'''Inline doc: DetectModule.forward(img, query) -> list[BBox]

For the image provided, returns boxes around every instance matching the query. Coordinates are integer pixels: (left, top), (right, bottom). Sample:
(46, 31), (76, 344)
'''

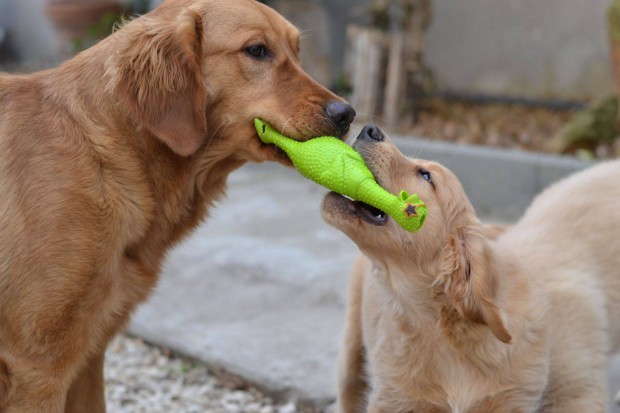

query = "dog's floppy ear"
(108, 10), (207, 157)
(435, 223), (512, 344)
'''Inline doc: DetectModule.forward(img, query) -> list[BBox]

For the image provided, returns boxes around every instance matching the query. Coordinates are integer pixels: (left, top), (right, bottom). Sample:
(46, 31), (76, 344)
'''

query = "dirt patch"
(392, 98), (620, 159)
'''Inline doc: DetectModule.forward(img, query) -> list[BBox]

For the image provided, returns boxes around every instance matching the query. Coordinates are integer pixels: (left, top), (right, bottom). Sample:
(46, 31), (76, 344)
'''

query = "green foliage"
(70, 0), (152, 55)
(334, 73), (353, 97)
(71, 11), (125, 54)
(609, 0), (620, 43)
(551, 96), (619, 153)
(369, 1), (391, 32)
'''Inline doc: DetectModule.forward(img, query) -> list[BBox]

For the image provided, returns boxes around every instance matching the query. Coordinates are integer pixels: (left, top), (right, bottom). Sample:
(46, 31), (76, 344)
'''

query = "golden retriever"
(0, 0), (355, 411)
(323, 126), (620, 413)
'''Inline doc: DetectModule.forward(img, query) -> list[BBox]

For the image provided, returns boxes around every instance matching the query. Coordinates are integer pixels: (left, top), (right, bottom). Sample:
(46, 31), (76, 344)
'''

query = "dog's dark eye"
(419, 169), (432, 184)
(245, 44), (269, 60)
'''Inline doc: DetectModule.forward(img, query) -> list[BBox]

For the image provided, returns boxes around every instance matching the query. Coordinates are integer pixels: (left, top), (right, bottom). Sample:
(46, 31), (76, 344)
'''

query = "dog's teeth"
(343, 195), (354, 201)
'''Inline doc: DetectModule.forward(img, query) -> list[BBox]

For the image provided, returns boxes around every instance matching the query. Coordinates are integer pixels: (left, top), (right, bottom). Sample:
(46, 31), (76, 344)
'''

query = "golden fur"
(323, 128), (620, 412)
(0, 1), (352, 411)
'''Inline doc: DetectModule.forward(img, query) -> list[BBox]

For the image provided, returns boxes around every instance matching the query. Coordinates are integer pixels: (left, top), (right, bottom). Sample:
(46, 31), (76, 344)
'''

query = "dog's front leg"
(540, 386), (606, 413)
(65, 350), (106, 413)
(539, 361), (606, 413)
(367, 404), (390, 413)
(4, 365), (70, 413)
(336, 343), (368, 413)
(365, 388), (398, 413)
(337, 257), (370, 413)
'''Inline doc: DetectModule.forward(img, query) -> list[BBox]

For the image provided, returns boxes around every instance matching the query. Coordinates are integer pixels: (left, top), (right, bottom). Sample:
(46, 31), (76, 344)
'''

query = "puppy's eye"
(245, 44), (269, 60)
(419, 169), (432, 184)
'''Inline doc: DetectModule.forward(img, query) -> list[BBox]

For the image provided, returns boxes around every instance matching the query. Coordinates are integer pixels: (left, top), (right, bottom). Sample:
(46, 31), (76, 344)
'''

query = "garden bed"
(392, 97), (620, 160)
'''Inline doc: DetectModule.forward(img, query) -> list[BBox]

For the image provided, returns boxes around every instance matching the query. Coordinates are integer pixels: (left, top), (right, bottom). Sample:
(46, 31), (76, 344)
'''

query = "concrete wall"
(271, 0), (614, 100)
(392, 135), (593, 221)
(268, 0), (366, 88)
(2, 0), (614, 99)
(425, 0), (614, 100)
(0, 0), (141, 66)
(0, 0), (59, 65)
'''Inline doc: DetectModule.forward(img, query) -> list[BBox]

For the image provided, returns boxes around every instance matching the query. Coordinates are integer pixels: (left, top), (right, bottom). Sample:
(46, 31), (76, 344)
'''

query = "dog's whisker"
(220, 119), (232, 137)
(440, 147), (461, 168)
(280, 117), (295, 136)
(353, 112), (379, 120)
(310, 113), (331, 126)
(308, 125), (323, 137)
(413, 137), (432, 159)
(413, 124), (441, 159)
(211, 120), (227, 137)
(204, 120), (229, 151)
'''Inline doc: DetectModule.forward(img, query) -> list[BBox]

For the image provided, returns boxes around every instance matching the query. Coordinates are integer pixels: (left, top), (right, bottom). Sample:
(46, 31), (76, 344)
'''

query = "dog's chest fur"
(363, 298), (548, 413)
(367, 327), (498, 412)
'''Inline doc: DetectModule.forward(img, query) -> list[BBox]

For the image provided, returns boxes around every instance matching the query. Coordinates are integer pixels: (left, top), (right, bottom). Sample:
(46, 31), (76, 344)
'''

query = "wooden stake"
(384, 32), (404, 128)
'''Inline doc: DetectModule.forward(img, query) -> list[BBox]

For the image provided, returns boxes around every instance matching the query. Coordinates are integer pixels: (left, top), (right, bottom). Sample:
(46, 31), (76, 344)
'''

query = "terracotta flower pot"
(44, 0), (123, 42)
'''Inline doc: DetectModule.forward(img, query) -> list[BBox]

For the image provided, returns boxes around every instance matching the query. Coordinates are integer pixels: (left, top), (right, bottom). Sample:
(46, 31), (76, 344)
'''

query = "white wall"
(425, 0), (614, 100)
(1, 0), (614, 99)
(0, 0), (60, 65)
(274, 0), (614, 100)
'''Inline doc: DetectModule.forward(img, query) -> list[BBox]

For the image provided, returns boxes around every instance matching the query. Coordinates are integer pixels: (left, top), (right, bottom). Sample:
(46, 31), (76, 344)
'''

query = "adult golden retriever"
(0, 0), (355, 411)
(323, 126), (620, 413)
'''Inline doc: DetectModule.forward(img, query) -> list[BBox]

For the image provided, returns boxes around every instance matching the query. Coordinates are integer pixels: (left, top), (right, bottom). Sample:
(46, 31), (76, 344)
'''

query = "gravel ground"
(105, 334), (301, 413)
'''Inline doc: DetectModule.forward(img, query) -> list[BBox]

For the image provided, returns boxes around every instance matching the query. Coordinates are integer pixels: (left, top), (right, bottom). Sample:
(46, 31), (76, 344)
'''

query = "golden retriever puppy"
(0, 1), (355, 411)
(323, 126), (620, 413)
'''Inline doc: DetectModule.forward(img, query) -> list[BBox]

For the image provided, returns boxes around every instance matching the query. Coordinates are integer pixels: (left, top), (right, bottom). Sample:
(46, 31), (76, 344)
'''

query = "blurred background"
(2, 1), (620, 412)
(1, 0), (619, 160)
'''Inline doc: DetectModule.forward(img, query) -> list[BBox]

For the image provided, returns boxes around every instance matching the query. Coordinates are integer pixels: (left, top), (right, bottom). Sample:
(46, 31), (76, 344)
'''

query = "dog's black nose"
(325, 101), (356, 135)
(360, 124), (384, 142)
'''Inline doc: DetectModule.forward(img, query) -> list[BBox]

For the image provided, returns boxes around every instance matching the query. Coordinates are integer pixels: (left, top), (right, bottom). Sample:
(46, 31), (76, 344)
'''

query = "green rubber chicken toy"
(255, 119), (428, 232)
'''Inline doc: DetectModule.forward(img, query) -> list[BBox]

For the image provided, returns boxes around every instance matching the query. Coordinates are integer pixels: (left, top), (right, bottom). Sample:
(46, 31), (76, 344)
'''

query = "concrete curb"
(390, 135), (594, 221)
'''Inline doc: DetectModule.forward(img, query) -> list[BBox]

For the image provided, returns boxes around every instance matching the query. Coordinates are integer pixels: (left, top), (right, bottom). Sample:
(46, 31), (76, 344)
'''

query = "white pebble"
(105, 335), (298, 413)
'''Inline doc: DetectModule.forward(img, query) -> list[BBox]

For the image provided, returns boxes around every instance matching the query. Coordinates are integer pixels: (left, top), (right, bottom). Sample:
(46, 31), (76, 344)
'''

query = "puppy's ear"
(436, 223), (512, 344)
(108, 10), (207, 156)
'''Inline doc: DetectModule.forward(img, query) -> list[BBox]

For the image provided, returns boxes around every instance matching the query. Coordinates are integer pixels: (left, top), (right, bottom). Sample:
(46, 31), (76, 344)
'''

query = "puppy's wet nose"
(360, 124), (384, 142)
(325, 100), (356, 136)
